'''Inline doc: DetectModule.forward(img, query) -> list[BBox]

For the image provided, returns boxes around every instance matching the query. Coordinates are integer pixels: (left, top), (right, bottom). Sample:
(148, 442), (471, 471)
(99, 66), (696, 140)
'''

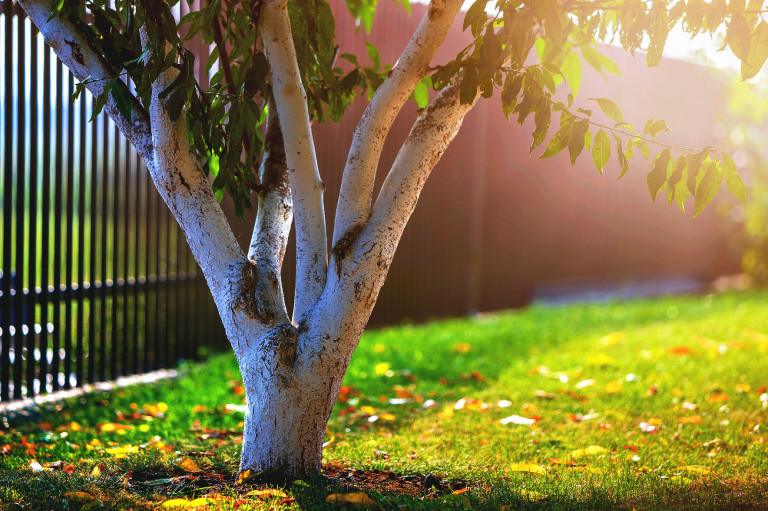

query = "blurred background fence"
(0, 0), (741, 402)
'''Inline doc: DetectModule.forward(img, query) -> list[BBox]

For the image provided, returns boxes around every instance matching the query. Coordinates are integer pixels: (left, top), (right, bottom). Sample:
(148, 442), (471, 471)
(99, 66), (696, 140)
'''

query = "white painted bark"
(24, 0), (481, 480)
(249, 101), (293, 325)
(332, 0), (463, 248)
(261, 0), (328, 322)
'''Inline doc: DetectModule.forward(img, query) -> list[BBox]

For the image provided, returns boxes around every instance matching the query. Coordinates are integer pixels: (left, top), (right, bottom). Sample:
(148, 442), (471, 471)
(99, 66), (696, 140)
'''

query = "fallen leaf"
(639, 422), (660, 434)
(162, 499), (196, 509)
(520, 489), (548, 501)
(548, 458), (583, 466)
(571, 445), (608, 459)
(360, 405), (378, 416)
(191, 405), (207, 413)
(623, 445), (638, 453)
(508, 463), (546, 475)
(535, 390), (555, 400)
(29, 460), (45, 472)
(682, 401), (699, 411)
(63, 492), (95, 502)
(668, 346), (694, 356)
(452, 488), (470, 495)
(37, 422), (53, 431)
(736, 384), (751, 393)
(326, 492), (376, 506)
(454, 343), (472, 353)
(105, 445), (140, 459)
(575, 379), (596, 389)
(97, 423), (131, 433)
(374, 362), (391, 376)
(707, 393), (729, 403)
(605, 381), (622, 394)
(500, 415), (536, 425)
(90, 465), (102, 478)
(600, 332), (625, 346)
(682, 465), (712, 475)
(677, 415), (703, 425)
(178, 457), (201, 472)
(246, 488), (289, 499)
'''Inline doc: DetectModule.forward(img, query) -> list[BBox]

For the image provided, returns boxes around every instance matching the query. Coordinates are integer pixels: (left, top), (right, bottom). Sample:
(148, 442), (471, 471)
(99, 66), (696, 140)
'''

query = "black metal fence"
(0, 3), (226, 403)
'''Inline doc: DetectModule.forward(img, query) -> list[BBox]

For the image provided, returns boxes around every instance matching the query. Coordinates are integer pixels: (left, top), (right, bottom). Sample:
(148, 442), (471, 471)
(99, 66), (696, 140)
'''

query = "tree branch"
(248, 98), (293, 325)
(260, 0), (327, 322)
(332, 0), (463, 250)
(365, 81), (476, 254)
(19, 0), (154, 165)
(138, 31), (270, 354)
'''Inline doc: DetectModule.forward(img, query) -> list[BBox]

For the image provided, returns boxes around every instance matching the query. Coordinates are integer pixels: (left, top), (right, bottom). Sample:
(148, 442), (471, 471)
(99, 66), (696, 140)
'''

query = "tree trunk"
(234, 316), (362, 479)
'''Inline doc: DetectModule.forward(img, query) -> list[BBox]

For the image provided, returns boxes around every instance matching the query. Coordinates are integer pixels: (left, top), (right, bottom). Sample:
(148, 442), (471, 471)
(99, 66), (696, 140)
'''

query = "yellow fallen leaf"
(360, 405), (378, 416)
(605, 381), (622, 394)
(236, 469), (253, 485)
(520, 489), (548, 501)
(682, 465), (712, 475)
(191, 405), (207, 413)
(508, 463), (546, 475)
(188, 497), (218, 507)
(736, 384), (751, 393)
(90, 466), (102, 478)
(98, 423), (131, 433)
(378, 413), (396, 421)
(454, 343), (472, 353)
(571, 445), (608, 459)
(586, 353), (617, 367)
(162, 499), (194, 509)
(374, 362), (391, 376)
(600, 332), (625, 346)
(178, 457), (201, 472)
(246, 489), (289, 499)
(105, 445), (140, 459)
(63, 492), (95, 502)
(326, 492), (376, 506)
(373, 343), (386, 353)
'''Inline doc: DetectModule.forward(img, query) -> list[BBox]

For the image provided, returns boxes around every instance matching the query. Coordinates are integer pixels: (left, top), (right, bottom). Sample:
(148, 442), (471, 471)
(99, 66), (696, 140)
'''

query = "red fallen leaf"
(438, 378), (448, 385)
(569, 414), (582, 423)
(233, 385), (245, 396)
(644, 385), (659, 397)
(2, 444), (12, 455)
(337, 406), (356, 416)
(37, 422), (53, 432)
(452, 488), (470, 495)
(278, 498), (297, 505)
(754, 386), (767, 394)
(623, 445), (638, 453)
(668, 346), (695, 356)
(707, 394), (728, 403)
(470, 371), (486, 382)
(529, 415), (543, 422)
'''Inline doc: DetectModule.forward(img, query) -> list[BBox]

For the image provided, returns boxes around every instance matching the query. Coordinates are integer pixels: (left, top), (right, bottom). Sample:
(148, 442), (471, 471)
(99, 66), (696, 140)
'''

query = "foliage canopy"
(59, 0), (766, 215)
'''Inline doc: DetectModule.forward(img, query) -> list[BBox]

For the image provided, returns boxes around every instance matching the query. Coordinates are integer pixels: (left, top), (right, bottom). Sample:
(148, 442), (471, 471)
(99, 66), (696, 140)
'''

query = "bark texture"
(21, 0), (479, 480)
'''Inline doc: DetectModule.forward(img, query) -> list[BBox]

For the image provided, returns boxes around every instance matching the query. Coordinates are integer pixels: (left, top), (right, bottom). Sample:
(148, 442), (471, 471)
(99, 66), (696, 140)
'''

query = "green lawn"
(2, 290), (768, 509)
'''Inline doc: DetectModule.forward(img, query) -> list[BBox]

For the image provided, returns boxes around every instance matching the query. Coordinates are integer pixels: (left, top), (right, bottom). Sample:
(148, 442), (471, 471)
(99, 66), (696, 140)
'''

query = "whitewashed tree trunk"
(20, 0), (472, 479)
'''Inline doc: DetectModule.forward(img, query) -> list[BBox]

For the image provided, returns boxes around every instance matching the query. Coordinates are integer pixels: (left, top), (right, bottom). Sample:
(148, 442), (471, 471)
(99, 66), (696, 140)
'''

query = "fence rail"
(0, 5), (226, 403)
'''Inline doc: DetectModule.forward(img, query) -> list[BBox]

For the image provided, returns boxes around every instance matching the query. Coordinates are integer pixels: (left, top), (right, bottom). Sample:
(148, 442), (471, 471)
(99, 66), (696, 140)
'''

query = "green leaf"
(463, 0), (488, 37)
(722, 153), (746, 204)
(649, 120), (670, 137)
(592, 129), (611, 174)
(647, 1), (669, 67)
(615, 135), (629, 178)
(413, 77), (429, 108)
(728, 14), (751, 62)
(47, 0), (65, 21)
(365, 41), (381, 70)
(647, 148), (672, 201)
(588, 97), (624, 125)
(109, 80), (132, 122)
(568, 120), (590, 164)
(581, 45), (621, 76)
(530, 97), (552, 152)
(561, 52), (582, 96)
(90, 82), (113, 122)
(667, 155), (687, 205)
(460, 66), (478, 105)
(742, 21), (768, 80)
(694, 161), (722, 216)
(540, 116), (575, 159)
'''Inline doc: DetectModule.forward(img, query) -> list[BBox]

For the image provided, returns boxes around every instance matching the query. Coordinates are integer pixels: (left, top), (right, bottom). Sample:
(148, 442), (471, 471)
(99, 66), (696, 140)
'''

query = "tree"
(17, 0), (759, 478)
